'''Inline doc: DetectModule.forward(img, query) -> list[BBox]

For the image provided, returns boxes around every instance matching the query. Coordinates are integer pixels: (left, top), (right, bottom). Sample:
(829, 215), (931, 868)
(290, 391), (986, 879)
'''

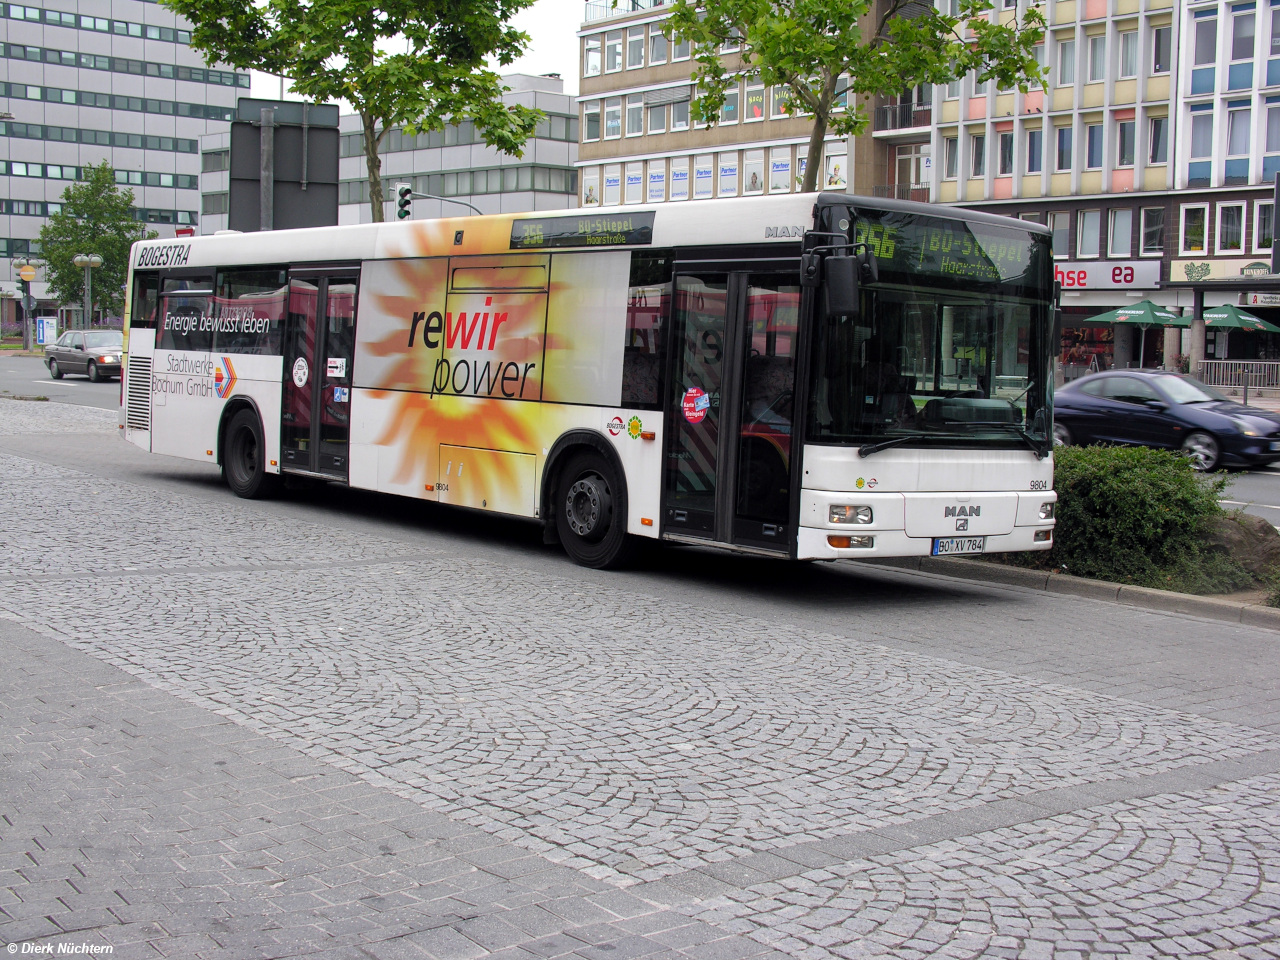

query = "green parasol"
(1090, 300), (1188, 368)
(1202, 303), (1280, 334)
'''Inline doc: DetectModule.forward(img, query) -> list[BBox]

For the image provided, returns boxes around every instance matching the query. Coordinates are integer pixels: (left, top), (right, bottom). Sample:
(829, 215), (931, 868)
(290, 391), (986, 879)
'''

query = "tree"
(665, 0), (1046, 193)
(37, 162), (156, 319)
(163, 0), (542, 222)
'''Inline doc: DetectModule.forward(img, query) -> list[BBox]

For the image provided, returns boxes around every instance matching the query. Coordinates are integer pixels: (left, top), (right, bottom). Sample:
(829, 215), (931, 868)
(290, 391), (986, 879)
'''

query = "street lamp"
(73, 254), (102, 330)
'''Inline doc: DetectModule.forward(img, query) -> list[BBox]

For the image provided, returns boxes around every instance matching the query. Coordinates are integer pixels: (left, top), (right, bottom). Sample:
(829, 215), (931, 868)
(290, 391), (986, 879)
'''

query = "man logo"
(956, 518), (969, 532)
(765, 226), (805, 238)
(944, 505), (981, 518)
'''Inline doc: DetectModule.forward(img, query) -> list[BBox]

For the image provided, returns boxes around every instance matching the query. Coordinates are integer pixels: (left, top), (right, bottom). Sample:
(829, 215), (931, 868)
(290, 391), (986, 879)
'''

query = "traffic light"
(396, 183), (413, 220)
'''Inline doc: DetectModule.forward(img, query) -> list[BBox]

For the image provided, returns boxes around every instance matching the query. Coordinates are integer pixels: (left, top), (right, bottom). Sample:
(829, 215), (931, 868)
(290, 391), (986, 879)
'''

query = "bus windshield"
(808, 209), (1053, 453)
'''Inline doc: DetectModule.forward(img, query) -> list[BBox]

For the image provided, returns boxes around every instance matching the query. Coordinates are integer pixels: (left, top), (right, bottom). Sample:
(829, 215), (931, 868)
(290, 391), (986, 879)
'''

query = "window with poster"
(824, 144), (846, 188)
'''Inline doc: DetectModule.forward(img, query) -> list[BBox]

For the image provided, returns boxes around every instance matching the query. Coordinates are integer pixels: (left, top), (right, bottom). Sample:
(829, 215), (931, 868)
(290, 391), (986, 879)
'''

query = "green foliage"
(1015, 445), (1252, 594)
(664, 0), (1044, 191)
(163, 0), (542, 220)
(36, 162), (156, 318)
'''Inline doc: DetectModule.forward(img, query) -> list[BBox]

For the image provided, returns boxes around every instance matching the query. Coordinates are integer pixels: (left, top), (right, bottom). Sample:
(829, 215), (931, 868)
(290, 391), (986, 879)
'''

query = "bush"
(1007, 445), (1253, 594)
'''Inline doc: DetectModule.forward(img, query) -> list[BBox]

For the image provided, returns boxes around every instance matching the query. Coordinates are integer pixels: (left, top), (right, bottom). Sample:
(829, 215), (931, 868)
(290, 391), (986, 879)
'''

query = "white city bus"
(120, 192), (1057, 568)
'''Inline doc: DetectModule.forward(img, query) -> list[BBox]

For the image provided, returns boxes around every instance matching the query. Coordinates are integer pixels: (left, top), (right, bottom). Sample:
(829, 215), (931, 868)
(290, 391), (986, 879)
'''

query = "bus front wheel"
(222, 409), (279, 499)
(555, 452), (636, 569)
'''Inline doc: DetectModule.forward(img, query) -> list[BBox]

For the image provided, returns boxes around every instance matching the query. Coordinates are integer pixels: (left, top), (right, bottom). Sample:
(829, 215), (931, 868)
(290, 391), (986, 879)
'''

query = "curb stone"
(862, 555), (1280, 631)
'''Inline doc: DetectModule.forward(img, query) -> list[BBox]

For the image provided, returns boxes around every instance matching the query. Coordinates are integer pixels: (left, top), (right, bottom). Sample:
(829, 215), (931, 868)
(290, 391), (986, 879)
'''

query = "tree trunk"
(800, 75), (840, 193)
(362, 111), (385, 223)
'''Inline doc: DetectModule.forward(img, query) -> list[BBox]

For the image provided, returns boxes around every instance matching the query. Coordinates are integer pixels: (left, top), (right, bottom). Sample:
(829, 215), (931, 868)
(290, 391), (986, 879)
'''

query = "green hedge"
(1018, 445), (1252, 593)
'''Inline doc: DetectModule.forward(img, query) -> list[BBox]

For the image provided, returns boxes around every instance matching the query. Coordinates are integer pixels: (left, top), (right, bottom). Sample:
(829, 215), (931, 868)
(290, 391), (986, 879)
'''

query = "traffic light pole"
(394, 183), (482, 219)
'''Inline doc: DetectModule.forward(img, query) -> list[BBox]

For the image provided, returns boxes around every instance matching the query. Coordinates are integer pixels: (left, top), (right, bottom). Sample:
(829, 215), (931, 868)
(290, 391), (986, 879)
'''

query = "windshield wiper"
(858, 435), (923, 458)
(962, 421), (1049, 459)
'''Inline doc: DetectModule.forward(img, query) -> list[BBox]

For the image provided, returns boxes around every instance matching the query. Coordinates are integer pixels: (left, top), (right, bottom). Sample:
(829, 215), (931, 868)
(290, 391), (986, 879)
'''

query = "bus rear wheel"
(222, 409), (279, 499)
(555, 452), (636, 569)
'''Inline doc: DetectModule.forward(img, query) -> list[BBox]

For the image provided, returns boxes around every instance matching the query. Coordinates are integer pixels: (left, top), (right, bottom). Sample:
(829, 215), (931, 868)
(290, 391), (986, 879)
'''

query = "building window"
(694, 154), (714, 198)
(971, 134), (986, 177)
(1232, 9), (1255, 60)
(1181, 204), (1208, 254)
(605, 31), (623, 72)
(1268, 103), (1280, 151)
(625, 161), (643, 203)
(1057, 39), (1075, 85)
(1087, 36), (1106, 82)
(743, 149), (764, 194)
(769, 147), (791, 193)
(945, 79), (961, 100)
(1194, 19), (1217, 66)
(998, 132), (1014, 175)
(671, 99), (690, 130)
(944, 136), (958, 179)
(1119, 31), (1138, 78)
(972, 73), (989, 97)
(771, 85), (791, 117)
(1086, 124), (1103, 169)
(717, 83), (738, 124)
(1078, 209), (1101, 257)
(626, 95), (644, 136)
(1273, 8), (1280, 55)
(648, 103), (666, 134)
(1027, 129), (1043, 173)
(1149, 116), (1168, 163)
(583, 100), (601, 141)
(744, 79), (765, 121)
(604, 98), (621, 139)
(1256, 202), (1275, 251)
(627, 26), (644, 69)
(1152, 26), (1171, 73)
(670, 157), (689, 201)
(1219, 203), (1244, 251)
(583, 36), (601, 78)
(603, 164), (621, 204)
(721, 27), (741, 53)
(582, 169), (600, 206)
(1190, 113), (1213, 159)
(1056, 126), (1073, 171)
(1117, 120), (1135, 167)
(1141, 207), (1165, 255)
(672, 34), (690, 60)
(1108, 208), (1132, 257)
(1029, 44), (1045, 90)
(649, 26), (668, 64)
(1228, 107), (1251, 156)
(1050, 212), (1070, 257)
(646, 160), (666, 203)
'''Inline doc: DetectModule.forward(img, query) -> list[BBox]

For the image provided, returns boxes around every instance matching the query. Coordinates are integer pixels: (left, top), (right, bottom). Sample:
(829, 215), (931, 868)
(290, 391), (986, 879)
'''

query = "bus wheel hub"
(566, 478), (604, 537)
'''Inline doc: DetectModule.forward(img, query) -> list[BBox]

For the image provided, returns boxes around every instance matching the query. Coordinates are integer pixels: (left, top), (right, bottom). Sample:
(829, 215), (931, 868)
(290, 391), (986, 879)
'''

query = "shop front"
(1055, 259), (1169, 378)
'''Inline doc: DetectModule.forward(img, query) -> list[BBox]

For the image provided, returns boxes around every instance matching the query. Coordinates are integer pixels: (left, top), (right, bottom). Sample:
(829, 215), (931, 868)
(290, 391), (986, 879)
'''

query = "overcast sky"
(249, 0), (584, 104)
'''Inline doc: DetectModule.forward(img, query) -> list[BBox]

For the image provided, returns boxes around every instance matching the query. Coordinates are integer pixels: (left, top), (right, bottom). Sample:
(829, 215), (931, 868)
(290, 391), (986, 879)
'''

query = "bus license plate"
(932, 536), (986, 556)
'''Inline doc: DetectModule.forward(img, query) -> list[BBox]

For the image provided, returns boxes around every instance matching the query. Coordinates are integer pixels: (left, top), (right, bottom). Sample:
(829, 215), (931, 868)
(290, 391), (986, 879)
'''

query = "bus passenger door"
(663, 271), (799, 554)
(281, 271), (358, 479)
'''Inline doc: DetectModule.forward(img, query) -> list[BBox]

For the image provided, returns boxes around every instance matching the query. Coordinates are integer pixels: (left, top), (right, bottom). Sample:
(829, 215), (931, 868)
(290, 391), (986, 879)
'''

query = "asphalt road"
(2, 398), (1279, 959)
(0, 353), (120, 410)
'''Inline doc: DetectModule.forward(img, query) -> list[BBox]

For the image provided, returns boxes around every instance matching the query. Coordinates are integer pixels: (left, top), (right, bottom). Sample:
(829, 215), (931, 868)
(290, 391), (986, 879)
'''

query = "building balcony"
(872, 183), (930, 202)
(873, 103), (932, 135)
(584, 0), (668, 22)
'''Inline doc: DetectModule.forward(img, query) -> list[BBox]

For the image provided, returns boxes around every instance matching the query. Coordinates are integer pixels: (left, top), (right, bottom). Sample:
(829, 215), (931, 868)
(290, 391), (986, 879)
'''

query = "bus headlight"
(828, 535), (875, 548)
(1039, 502), (1055, 520)
(830, 505), (873, 524)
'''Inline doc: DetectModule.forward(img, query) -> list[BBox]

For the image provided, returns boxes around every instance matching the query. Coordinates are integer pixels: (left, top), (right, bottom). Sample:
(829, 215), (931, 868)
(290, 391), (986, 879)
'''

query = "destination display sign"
(510, 212), (655, 250)
(852, 212), (1046, 289)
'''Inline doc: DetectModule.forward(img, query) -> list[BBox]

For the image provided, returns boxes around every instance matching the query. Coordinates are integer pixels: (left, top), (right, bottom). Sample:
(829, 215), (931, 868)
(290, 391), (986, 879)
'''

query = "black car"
(45, 330), (124, 382)
(1054, 370), (1280, 470)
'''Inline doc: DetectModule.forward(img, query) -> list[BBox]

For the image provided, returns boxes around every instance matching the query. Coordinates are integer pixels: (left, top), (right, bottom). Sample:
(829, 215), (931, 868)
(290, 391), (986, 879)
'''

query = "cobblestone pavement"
(3, 397), (1280, 959)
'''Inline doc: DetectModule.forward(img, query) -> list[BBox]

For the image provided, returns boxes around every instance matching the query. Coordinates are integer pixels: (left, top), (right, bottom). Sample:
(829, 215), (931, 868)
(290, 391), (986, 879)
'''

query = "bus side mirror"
(800, 252), (822, 288)
(823, 255), (859, 319)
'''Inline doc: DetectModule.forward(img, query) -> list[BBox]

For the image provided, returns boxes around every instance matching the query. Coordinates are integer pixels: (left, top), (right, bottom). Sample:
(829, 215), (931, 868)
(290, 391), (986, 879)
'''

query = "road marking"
(1220, 499), (1280, 511)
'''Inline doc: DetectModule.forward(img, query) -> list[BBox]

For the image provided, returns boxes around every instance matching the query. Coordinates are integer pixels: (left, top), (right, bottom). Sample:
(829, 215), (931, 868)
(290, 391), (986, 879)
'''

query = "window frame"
(648, 26), (668, 65)
(1087, 34), (1106, 82)
(1117, 119), (1135, 167)
(1218, 201), (1246, 253)
(626, 25), (645, 69)
(971, 133), (986, 178)
(998, 131), (1014, 176)
(582, 100), (601, 142)
(743, 78), (765, 122)
(1057, 38), (1076, 86)
(1056, 126), (1073, 172)
(1077, 209), (1101, 258)
(625, 94), (644, 137)
(605, 31), (623, 73)
(1180, 203), (1209, 256)
(1141, 206), (1165, 256)
(1108, 207), (1133, 258)
(1232, 9), (1255, 61)
(1193, 18), (1217, 67)
(671, 98), (690, 131)
(1085, 123), (1103, 169)
(583, 36), (602, 78)
(1254, 200), (1275, 253)
(720, 81), (740, 125)
(604, 97), (622, 140)
(1189, 112), (1214, 160)
(1050, 211), (1070, 259)
(943, 136), (959, 180)
(1227, 106), (1251, 157)
(647, 102), (666, 134)
(1027, 128), (1043, 173)
(1152, 25), (1172, 73)
(1149, 116), (1169, 164)
(1119, 30), (1138, 78)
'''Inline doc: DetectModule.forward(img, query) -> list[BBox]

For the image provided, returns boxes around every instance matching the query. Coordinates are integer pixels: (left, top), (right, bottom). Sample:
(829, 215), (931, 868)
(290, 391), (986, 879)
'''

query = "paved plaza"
(2, 397), (1280, 958)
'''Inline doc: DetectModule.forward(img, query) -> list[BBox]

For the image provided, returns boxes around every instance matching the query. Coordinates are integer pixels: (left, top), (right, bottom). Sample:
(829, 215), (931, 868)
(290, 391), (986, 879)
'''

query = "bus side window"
(157, 276), (213, 352)
(622, 251), (672, 409)
(214, 267), (288, 356)
(130, 272), (159, 329)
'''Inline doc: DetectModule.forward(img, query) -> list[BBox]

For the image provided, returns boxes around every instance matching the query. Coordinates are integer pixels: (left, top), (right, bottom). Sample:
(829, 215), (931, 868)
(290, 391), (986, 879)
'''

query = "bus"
(120, 192), (1057, 568)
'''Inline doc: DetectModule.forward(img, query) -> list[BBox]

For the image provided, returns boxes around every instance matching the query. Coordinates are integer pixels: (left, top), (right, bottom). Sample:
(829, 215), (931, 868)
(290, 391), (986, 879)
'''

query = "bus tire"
(555, 451), (636, 569)
(222, 408), (279, 499)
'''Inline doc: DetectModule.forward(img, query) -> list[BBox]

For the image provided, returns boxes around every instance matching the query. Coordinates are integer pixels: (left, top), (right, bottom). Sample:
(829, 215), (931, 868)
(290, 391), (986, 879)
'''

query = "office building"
(1, 0), (245, 310)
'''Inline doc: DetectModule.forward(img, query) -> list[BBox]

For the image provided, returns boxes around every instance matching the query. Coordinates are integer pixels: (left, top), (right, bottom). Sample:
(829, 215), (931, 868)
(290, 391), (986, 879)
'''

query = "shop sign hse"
(1055, 261), (1160, 290)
